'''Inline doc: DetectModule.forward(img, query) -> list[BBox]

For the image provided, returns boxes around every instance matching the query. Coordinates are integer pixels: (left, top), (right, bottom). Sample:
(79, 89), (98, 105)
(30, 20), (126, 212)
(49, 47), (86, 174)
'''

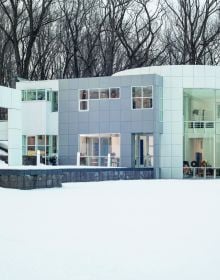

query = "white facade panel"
(8, 109), (22, 130)
(16, 80), (59, 91)
(0, 122), (8, 140)
(8, 128), (22, 150)
(22, 101), (47, 135)
(0, 86), (22, 166)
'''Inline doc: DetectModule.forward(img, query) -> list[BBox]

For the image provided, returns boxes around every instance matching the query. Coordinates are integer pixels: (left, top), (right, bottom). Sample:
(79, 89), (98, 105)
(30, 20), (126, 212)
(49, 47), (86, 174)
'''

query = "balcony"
(184, 121), (215, 137)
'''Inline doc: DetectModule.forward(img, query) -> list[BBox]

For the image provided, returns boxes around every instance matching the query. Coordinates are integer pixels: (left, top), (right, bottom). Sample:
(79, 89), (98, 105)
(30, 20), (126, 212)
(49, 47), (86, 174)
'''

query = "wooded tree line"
(0, 0), (220, 86)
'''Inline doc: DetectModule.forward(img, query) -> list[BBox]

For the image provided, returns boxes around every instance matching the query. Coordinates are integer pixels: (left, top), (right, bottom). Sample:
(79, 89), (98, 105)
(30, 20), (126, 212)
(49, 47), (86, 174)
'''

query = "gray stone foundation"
(0, 167), (154, 190)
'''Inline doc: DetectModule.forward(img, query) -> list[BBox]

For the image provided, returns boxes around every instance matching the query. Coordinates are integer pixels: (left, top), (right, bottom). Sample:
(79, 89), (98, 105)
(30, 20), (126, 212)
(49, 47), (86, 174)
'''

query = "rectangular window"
(79, 88), (120, 111)
(27, 90), (36, 101)
(52, 91), (58, 112)
(79, 90), (89, 111)
(89, 89), (99, 99)
(37, 89), (45, 100)
(38, 135), (45, 146)
(27, 136), (36, 155)
(22, 135), (27, 155)
(132, 86), (153, 109)
(100, 89), (109, 99)
(110, 88), (120, 98)
(47, 90), (51, 101)
(52, 135), (57, 153)
(22, 90), (26, 101)
(0, 107), (8, 121)
(28, 136), (35, 146)
(21, 89), (52, 102)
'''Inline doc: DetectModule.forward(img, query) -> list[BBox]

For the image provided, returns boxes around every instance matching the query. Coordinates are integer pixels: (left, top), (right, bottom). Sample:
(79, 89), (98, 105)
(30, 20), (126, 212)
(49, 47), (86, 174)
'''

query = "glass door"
(133, 134), (153, 167)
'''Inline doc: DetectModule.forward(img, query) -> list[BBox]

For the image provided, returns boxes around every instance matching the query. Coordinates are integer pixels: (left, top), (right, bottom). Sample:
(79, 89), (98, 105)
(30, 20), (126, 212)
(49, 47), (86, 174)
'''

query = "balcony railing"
(133, 156), (153, 168)
(80, 156), (120, 167)
(183, 166), (220, 179)
(184, 121), (215, 134)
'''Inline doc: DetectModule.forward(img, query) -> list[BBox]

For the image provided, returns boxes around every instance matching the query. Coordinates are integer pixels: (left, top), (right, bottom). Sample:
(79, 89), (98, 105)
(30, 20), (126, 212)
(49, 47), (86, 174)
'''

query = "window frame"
(79, 89), (89, 111)
(78, 87), (120, 111)
(131, 85), (153, 110)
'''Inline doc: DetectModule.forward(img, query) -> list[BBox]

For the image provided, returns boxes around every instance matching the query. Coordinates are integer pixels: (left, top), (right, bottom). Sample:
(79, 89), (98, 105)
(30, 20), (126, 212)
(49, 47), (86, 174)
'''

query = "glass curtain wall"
(183, 89), (220, 176)
(79, 134), (120, 166)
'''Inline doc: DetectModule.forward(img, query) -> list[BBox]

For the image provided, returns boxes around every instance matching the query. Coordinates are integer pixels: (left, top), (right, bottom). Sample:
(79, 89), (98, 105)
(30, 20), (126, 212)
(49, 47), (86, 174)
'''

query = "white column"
(37, 150), (41, 166)
(107, 153), (111, 167)
(77, 152), (80, 166)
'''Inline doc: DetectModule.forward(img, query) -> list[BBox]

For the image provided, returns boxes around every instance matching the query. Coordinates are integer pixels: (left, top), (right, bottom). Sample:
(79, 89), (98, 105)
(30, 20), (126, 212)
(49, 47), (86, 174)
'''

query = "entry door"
(133, 134), (147, 167)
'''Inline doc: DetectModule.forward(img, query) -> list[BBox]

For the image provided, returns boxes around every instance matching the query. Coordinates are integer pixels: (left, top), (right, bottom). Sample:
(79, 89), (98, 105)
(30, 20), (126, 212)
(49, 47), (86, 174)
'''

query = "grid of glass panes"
(79, 134), (120, 166)
(25, 135), (58, 159)
(132, 86), (153, 109)
(21, 89), (58, 112)
(79, 88), (120, 111)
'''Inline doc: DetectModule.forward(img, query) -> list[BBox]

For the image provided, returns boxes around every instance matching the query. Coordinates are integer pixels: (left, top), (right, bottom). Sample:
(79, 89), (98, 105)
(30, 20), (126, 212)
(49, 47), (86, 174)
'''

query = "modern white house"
(0, 86), (22, 165)
(11, 65), (220, 179)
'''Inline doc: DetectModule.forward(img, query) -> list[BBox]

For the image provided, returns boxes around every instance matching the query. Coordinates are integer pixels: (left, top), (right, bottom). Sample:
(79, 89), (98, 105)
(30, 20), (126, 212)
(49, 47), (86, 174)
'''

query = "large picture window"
(79, 134), (120, 166)
(132, 86), (153, 109)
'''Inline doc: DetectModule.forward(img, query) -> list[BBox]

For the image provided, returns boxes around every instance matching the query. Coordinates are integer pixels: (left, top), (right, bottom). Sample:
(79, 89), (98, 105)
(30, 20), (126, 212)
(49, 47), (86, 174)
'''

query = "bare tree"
(163, 0), (220, 65)
(0, 0), (56, 79)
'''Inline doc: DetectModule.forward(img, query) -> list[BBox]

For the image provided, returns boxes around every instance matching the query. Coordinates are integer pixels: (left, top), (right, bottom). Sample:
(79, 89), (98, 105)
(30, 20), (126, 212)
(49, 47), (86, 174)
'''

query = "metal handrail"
(134, 156), (153, 167)
(183, 166), (220, 179)
(80, 155), (120, 167)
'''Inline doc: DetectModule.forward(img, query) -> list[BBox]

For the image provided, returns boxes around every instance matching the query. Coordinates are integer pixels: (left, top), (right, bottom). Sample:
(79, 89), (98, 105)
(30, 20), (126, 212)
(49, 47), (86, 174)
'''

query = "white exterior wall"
(21, 101), (58, 136)
(114, 65), (220, 179)
(16, 80), (59, 137)
(0, 86), (22, 166)
(0, 122), (8, 140)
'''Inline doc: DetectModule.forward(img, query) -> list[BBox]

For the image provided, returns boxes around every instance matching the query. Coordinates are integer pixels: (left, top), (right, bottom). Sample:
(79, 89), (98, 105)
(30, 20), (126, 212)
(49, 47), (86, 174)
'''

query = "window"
(27, 89), (36, 101)
(23, 135), (58, 160)
(90, 89), (99, 99)
(22, 135), (26, 155)
(79, 90), (89, 111)
(79, 134), (120, 166)
(0, 107), (8, 121)
(47, 90), (51, 101)
(22, 90), (26, 101)
(110, 88), (120, 98)
(37, 89), (45, 100)
(132, 86), (153, 109)
(52, 91), (58, 112)
(52, 135), (57, 153)
(79, 88), (120, 111)
(21, 88), (56, 104)
(27, 136), (36, 155)
(100, 89), (109, 99)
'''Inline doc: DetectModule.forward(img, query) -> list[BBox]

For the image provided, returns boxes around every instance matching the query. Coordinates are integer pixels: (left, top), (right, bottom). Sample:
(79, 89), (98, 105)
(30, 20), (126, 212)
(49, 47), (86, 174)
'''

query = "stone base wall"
(0, 168), (154, 190)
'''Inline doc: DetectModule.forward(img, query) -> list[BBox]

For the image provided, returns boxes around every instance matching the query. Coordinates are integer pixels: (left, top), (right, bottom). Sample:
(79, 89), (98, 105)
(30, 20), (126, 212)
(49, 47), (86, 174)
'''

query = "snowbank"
(0, 180), (220, 280)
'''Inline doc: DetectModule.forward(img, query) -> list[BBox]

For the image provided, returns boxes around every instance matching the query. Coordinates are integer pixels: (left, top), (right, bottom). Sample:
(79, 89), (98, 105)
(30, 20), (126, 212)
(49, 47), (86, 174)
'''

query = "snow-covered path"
(0, 180), (220, 280)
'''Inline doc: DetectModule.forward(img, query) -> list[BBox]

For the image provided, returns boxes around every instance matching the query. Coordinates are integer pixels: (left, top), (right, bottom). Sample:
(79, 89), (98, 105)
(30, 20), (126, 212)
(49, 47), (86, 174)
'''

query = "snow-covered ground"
(0, 179), (220, 280)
